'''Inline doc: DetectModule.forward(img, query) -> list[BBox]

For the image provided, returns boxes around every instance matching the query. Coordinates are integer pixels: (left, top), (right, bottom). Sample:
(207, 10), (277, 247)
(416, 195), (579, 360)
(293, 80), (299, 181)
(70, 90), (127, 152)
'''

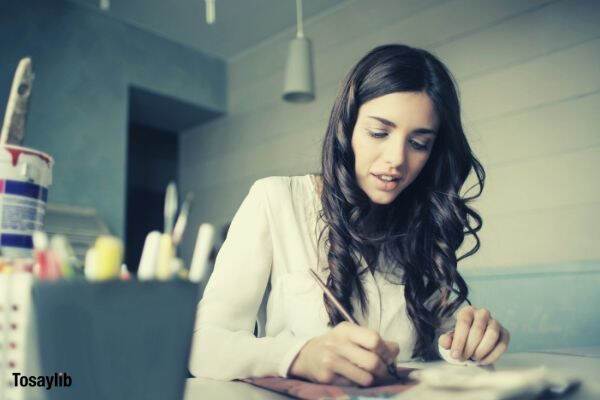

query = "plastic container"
(32, 279), (199, 400)
(0, 145), (53, 257)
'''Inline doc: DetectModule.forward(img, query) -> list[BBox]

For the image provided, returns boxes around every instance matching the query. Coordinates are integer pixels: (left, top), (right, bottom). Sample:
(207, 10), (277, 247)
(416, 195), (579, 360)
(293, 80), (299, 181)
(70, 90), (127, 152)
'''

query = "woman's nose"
(382, 135), (406, 167)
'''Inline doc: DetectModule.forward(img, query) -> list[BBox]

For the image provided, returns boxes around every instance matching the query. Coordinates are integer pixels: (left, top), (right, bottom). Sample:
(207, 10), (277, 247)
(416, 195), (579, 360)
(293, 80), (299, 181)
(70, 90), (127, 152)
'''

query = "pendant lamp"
(205, 0), (215, 24)
(283, 0), (315, 102)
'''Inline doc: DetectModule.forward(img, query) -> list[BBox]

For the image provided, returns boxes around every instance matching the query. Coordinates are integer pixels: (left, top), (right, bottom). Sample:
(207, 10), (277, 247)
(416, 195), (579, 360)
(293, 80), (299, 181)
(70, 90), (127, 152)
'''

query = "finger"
(334, 342), (388, 379)
(472, 319), (502, 361)
(438, 331), (453, 349)
(329, 354), (374, 387)
(344, 326), (392, 363)
(383, 340), (400, 363)
(318, 350), (371, 386)
(329, 374), (356, 387)
(478, 327), (510, 365)
(450, 306), (474, 360)
(463, 309), (491, 360)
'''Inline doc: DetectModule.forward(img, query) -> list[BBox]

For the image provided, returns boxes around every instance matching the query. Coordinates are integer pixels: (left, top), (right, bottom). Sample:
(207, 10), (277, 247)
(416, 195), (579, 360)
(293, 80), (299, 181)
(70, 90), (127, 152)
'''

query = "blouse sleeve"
(188, 180), (311, 380)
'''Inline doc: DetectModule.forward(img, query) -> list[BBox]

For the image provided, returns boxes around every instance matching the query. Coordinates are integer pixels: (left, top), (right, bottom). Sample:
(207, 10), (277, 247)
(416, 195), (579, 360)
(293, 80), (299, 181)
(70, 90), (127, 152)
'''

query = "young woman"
(189, 44), (510, 386)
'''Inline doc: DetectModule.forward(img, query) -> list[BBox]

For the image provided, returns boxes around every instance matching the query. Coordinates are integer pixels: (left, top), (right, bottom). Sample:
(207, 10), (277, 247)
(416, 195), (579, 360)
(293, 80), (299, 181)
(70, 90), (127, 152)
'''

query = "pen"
(188, 223), (214, 283)
(32, 231), (61, 280)
(156, 181), (178, 280)
(307, 269), (403, 382)
(93, 235), (123, 280)
(84, 247), (97, 280)
(50, 234), (76, 279)
(155, 233), (174, 280)
(137, 230), (161, 280)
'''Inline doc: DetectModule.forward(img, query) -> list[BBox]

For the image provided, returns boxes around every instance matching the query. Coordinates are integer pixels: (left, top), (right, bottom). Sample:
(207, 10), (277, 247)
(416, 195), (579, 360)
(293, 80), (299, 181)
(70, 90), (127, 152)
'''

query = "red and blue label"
(0, 179), (48, 249)
(0, 179), (48, 202)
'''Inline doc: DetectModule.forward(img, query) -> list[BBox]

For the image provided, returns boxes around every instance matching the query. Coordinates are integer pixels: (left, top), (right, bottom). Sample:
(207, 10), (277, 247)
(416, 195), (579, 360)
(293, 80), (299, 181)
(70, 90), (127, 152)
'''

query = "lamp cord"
(296, 0), (304, 38)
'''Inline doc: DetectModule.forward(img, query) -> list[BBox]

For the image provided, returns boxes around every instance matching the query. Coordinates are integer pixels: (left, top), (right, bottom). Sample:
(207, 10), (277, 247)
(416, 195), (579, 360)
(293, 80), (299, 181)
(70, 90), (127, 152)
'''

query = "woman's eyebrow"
(367, 116), (437, 135)
(413, 128), (437, 136)
(368, 116), (396, 127)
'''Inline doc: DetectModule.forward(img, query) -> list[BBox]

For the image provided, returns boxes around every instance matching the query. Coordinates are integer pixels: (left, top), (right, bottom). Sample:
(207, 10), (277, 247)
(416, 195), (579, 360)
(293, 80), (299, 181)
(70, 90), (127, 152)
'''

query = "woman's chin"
(366, 189), (400, 205)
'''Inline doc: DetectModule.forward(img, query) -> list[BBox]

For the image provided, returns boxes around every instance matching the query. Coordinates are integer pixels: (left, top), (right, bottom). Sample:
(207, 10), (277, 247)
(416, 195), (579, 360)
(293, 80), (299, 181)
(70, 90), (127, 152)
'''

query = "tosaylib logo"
(12, 372), (72, 390)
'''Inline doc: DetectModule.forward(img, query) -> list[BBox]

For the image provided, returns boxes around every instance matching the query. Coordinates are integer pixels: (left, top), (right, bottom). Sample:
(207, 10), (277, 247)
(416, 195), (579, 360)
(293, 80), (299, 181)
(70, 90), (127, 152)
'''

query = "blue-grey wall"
(464, 261), (600, 352)
(0, 0), (226, 238)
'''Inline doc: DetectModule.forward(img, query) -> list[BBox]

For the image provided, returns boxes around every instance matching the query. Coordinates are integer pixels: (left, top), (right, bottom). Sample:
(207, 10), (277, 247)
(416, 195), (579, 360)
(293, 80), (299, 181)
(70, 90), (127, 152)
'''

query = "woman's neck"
(362, 203), (388, 235)
(314, 173), (389, 234)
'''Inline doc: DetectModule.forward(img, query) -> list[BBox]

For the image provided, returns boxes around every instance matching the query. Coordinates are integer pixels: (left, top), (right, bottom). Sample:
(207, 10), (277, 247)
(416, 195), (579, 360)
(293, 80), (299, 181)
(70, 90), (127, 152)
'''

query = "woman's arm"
(188, 180), (311, 380)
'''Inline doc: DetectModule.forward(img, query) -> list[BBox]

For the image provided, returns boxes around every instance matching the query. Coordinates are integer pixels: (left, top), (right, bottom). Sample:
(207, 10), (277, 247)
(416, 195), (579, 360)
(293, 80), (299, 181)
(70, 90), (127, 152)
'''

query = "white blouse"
(188, 175), (456, 380)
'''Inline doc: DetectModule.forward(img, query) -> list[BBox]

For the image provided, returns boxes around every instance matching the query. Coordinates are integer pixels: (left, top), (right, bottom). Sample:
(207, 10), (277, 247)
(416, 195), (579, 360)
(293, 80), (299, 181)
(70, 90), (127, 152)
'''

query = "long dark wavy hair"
(318, 44), (485, 360)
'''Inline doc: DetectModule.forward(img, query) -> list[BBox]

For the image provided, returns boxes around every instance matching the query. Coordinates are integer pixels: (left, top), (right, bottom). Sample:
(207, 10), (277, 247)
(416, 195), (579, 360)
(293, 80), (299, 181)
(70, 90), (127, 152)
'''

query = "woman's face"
(351, 91), (439, 204)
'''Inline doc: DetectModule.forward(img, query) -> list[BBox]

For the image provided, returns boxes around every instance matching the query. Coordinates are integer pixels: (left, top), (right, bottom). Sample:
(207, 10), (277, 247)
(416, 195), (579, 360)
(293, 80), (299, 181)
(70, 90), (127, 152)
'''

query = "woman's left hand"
(438, 306), (510, 365)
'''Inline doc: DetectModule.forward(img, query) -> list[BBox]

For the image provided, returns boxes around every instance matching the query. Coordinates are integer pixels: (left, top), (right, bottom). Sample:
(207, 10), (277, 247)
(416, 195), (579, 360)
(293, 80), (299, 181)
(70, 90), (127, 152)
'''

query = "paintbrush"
(164, 181), (178, 234)
(307, 269), (405, 383)
(1, 57), (34, 146)
(172, 192), (194, 246)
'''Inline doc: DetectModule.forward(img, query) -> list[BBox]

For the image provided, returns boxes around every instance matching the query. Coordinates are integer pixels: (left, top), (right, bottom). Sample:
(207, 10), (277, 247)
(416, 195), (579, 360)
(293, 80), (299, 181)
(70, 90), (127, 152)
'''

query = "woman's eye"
(409, 139), (429, 151)
(367, 130), (388, 139)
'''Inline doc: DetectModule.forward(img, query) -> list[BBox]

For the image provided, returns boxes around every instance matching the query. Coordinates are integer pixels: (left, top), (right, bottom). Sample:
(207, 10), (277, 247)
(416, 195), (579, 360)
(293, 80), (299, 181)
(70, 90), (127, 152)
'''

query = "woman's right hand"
(288, 322), (400, 386)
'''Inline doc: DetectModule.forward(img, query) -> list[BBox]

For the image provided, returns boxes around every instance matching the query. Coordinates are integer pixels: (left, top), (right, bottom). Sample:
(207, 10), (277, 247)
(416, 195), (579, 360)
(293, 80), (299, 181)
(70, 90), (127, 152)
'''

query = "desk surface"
(184, 348), (600, 400)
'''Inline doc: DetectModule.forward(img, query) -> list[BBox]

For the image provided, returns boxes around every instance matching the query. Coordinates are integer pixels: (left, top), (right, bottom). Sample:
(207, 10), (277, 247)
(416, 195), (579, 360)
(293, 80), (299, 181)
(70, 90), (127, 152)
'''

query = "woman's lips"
(371, 173), (400, 192)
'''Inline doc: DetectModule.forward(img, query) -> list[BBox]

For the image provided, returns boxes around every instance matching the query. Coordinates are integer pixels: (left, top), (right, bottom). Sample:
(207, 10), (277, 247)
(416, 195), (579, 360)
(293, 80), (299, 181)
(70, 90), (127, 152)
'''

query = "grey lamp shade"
(283, 37), (315, 102)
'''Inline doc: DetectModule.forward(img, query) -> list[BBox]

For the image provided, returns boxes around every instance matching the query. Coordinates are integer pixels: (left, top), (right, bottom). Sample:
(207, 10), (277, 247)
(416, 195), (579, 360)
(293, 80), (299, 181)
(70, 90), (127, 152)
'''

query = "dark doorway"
(125, 124), (178, 272)
(125, 86), (222, 273)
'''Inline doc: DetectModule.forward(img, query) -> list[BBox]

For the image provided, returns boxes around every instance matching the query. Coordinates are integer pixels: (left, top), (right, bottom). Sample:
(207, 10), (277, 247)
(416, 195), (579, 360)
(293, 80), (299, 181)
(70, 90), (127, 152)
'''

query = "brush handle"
(308, 269), (358, 324)
(1, 57), (34, 146)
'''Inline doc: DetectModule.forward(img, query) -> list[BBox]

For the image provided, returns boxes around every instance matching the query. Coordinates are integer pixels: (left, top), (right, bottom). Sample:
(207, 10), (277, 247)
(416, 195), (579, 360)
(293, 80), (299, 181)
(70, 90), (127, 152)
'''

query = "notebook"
(242, 366), (418, 399)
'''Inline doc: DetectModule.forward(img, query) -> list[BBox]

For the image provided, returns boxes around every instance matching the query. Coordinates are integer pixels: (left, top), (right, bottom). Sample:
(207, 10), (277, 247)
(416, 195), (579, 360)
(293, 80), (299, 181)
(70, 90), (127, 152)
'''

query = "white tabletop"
(184, 348), (600, 400)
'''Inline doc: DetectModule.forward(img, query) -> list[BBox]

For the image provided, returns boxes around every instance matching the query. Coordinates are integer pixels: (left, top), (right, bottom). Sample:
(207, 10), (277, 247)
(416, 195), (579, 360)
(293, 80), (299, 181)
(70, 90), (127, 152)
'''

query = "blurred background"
(1, 0), (599, 350)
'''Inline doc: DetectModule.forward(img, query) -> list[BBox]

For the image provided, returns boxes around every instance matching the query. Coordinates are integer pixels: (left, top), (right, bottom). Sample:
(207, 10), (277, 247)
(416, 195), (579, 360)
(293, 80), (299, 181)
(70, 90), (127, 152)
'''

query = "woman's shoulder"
(251, 174), (319, 207)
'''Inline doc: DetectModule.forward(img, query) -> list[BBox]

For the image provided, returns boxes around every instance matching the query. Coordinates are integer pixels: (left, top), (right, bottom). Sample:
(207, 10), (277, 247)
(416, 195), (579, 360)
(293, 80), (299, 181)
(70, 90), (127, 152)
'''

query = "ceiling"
(67, 0), (349, 60)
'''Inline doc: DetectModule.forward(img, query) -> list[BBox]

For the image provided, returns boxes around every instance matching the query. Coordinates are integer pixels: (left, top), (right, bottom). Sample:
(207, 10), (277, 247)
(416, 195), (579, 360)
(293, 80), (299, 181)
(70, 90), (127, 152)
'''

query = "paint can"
(0, 145), (53, 258)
